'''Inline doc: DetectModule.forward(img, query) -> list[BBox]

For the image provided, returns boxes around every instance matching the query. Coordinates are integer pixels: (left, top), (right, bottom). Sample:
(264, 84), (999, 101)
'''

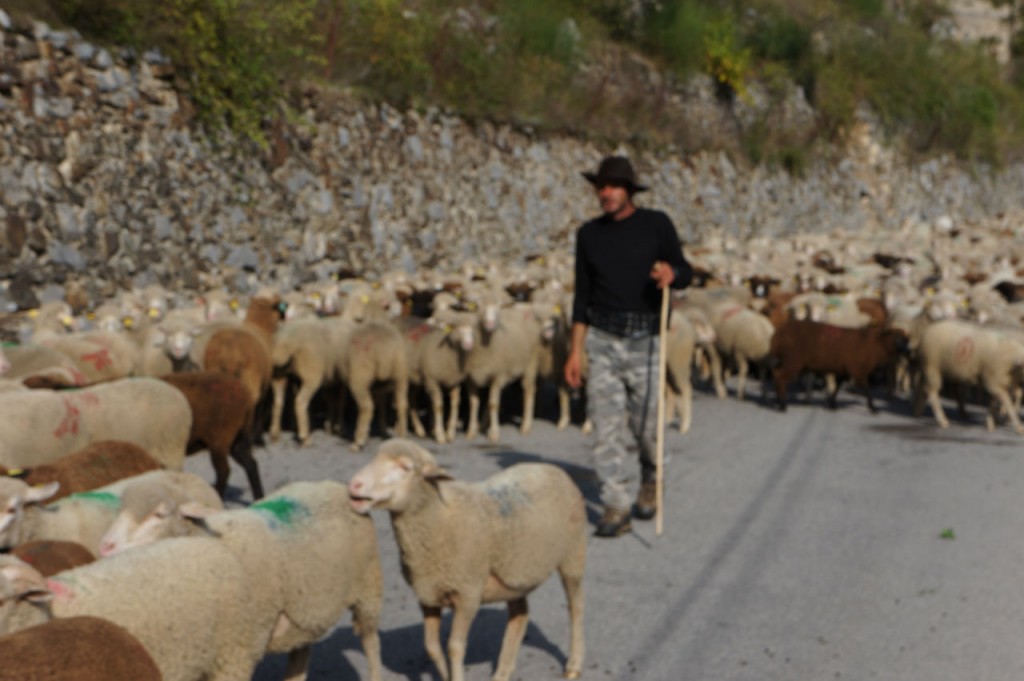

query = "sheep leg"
(708, 345), (727, 398)
(826, 376), (843, 410)
(209, 448), (232, 499)
(519, 373), (536, 435)
(679, 378), (692, 434)
(985, 384), (1024, 434)
(352, 600), (383, 681)
(735, 355), (749, 401)
(466, 386), (481, 439)
(446, 385), (462, 442)
(351, 383), (374, 451)
(421, 605), (449, 681)
(924, 369), (950, 427)
(556, 386), (571, 430)
(392, 374), (409, 438)
(559, 562), (586, 680)
(492, 598), (529, 681)
(408, 386), (429, 439)
(487, 378), (504, 442)
(447, 596), (481, 681)
(283, 645), (311, 681)
(270, 376), (287, 442)
(230, 430), (264, 500)
(293, 379), (320, 445)
(426, 380), (447, 443)
(773, 366), (790, 412)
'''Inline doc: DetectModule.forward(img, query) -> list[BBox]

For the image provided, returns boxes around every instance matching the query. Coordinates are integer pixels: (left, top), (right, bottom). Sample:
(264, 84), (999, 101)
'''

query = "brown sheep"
(160, 371), (264, 499)
(9, 540), (95, 576)
(770, 319), (908, 412)
(203, 295), (283, 441)
(0, 440), (162, 502)
(0, 616), (162, 681)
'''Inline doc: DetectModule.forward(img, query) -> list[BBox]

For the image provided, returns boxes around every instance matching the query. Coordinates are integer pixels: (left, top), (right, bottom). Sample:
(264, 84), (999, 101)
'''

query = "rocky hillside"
(2, 9), (1024, 312)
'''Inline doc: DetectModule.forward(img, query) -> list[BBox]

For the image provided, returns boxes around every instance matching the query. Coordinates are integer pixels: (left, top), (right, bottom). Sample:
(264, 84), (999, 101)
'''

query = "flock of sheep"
(2, 213), (1024, 680)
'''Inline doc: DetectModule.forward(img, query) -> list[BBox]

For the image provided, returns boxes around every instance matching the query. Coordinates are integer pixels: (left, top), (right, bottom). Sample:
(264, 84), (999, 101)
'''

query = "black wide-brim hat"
(582, 155), (648, 192)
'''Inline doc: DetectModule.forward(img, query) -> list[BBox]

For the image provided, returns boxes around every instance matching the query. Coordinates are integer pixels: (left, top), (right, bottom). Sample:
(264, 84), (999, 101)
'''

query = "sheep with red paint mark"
(160, 371), (264, 499)
(912, 319), (1024, 432)
(0, 377), (190, 471)
(0, 440), (162, 503)
(98, 480), (383, 681)
(770, 319), (909, 412)
(348, 438), (586, 681)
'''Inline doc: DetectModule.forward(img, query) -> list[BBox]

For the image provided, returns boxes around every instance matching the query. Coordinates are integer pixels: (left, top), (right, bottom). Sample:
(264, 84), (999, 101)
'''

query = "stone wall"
(2, 11), (1024, 310)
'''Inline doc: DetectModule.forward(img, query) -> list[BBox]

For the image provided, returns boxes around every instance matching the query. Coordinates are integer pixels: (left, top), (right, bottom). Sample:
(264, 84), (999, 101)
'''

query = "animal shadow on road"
(865, 422), (1022, 447)
(255, 608), (570, 681)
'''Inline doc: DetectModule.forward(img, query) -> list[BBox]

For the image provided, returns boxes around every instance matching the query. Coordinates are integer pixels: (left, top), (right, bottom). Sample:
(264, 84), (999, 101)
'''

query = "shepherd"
(564, 155), (693, 538)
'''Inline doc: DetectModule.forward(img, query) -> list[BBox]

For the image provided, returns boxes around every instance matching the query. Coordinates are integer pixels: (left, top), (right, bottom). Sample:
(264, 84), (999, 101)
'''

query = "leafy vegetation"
(7, 0), (1024, 165)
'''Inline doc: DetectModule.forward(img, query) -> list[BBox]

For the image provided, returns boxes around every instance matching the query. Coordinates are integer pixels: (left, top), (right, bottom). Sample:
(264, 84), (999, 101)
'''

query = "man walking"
(564, 155), (692, 538)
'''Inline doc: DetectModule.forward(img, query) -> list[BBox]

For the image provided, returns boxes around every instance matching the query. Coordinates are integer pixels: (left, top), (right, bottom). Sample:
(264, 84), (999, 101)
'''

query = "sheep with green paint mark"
(0, 470), (221, 554)
(98, 480), (383, 681)
(348, 438), (587, 681)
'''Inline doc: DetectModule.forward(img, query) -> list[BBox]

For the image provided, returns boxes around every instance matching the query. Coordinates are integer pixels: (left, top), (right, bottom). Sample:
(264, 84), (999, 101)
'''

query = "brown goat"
(770, 319), (908, 412)
(10, 540), (95, 576)
(160, 371), (264, 499)
(0, 616), (162, 681)
(0, 440), (162, 502)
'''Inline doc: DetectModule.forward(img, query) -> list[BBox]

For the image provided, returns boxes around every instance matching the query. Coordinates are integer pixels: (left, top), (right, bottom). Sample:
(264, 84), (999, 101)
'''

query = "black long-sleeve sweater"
(571, 208), (692, 325)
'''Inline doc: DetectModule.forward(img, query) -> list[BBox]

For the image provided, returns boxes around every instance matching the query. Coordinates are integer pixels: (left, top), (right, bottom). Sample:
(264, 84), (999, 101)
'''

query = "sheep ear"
(179, 502), (222, 537)
(25, 482), (60, 505)
(1, 563), (51, 603)
(179, 502), (218, 521)
(420, 461), (453, 483)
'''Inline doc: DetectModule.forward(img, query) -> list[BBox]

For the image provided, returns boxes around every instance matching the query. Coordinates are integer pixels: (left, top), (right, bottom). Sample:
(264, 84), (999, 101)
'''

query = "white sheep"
(463, 302), (546, 442)
(269, 316), (356, 444)
(0, 537), (276, 681)
(711, 306), (775, 400)
(98, 480), (383, 681)
(338, 319), (410, 450)
(0, 470), (222, 553)
(348, 439), (586, 681)
(403, 312), (477, 444)
(0, 376), (191, 470)
(913, 319), (1024, 432)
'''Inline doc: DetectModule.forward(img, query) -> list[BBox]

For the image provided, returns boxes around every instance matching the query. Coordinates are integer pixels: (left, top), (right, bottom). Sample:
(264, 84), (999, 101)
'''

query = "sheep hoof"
(350, 443), (365, 453)
(564, 671), (581, 680)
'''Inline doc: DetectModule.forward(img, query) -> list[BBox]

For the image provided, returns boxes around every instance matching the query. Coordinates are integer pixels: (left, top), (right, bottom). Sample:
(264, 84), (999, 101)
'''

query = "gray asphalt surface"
(187, 382), (1024, 681)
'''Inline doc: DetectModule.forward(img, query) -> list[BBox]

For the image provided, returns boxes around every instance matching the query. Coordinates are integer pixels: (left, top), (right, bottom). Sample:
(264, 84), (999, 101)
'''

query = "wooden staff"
(656, 282), (670, 536)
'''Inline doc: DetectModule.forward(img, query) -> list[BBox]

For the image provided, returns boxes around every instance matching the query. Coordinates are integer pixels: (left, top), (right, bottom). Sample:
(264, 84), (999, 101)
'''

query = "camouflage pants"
(586, 327), (663, 511)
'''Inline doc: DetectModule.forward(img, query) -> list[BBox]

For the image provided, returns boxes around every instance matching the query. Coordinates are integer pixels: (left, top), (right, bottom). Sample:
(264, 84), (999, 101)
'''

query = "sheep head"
(0, 480), (60, 550)
(348, 439), (451, 515)
(0, 556), (53, 631)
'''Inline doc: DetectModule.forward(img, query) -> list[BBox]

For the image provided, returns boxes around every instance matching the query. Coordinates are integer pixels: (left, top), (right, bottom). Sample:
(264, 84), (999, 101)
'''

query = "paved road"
(189, 384), (1024, 681)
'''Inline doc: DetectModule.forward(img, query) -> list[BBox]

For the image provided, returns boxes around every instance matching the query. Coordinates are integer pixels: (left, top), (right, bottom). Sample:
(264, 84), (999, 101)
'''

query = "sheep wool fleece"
(586, 327), (662, 511)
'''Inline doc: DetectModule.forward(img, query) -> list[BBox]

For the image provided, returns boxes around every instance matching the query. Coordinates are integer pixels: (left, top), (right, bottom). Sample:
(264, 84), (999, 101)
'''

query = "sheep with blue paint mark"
(348, 438), (587, 681)
(98, 480), (383, 681)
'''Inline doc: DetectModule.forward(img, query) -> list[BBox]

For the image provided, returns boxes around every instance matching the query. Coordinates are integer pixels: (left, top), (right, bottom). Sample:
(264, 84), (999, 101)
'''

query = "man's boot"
(633, 480), (657, 521)
(594, 507), (632, 537)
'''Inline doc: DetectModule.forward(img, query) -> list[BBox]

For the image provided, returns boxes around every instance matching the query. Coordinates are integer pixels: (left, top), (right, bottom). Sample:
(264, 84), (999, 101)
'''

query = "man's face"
(595, 182), (632, 217)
